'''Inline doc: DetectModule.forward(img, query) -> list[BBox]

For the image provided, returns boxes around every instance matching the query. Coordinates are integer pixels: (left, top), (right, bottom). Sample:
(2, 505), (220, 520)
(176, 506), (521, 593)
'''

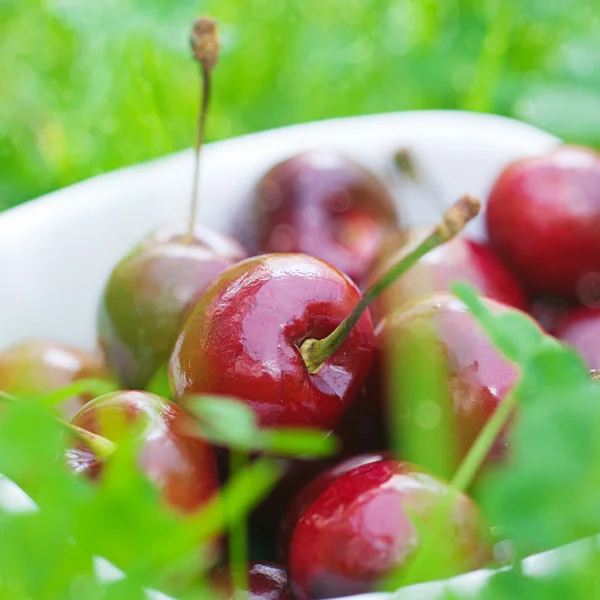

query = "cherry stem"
(299, 195), (481, 374)
(0, 389), (116, 460)
(185, 17), (219, 243)
(67, 424), (117, 460)
(394, 148), (447, 215)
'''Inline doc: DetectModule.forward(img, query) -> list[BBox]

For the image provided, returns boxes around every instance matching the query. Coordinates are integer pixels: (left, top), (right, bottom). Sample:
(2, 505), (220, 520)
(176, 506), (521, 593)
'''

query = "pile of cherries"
(3, 17), (600, 600)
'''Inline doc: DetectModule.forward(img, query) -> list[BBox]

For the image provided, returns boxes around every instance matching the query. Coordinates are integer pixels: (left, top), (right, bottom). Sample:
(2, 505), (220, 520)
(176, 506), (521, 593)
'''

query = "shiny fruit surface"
(486, 145), (600, 299)
(289, 460), (491, 599)
(170, 254), (374, 430)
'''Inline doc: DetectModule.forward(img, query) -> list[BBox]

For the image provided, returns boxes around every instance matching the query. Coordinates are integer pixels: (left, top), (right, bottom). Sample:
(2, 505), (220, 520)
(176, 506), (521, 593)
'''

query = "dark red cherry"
(288, 460), (491, 599)
(278, 453), (388, 563)
(555, 306), (600, 369)
(366, 229), (529, 323)
(240, 151), (399, 283)
(210, 562), (293, 599)
(66, 390), (218, 514)
(0, 341), (113, 420)
(371, 294), (525, 467)
(486, 145), (600, 299)
(98, 225), (245, 389)
(169, 253), (374, 430)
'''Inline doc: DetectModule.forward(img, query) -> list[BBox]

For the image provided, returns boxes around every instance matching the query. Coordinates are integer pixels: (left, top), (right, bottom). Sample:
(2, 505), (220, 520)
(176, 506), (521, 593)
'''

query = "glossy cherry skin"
(371, 294), (523, 465)
(486, 145), (600, 299)
(169, 254), (374, 429)
(366, 230), (529, 323)
(239, 151), (399, 283)
(555, 307), (600, 369)
(99, 224), (245, 389)
(288, 460), (491, 599)
(278, 453), (387, 562)
(65, 390), (219, 514)
(0, 341), (113, 420)
(210, 562), (293, 599)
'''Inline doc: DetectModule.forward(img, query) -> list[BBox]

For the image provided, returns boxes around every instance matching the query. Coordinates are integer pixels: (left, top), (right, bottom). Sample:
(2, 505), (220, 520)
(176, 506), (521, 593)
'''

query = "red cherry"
(370, 294), (523, 465)
(239, 151), (400, 283)
(366, 230), (529, 322)
(169, 253), (374, 429)
(210, 562), (293, 599)
(555, 307), (600, 369)
(66, 390), (218, 515)
(278, 453), (388, 563)
(99, 225), (245, 389)
(0, 341), (113, 420)
(486, 145), (600, 299)
(288, 460), (491, 599)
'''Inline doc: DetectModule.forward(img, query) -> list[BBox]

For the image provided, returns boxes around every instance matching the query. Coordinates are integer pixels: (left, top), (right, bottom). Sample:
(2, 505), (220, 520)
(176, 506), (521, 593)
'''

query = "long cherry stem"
(394, 148), (447, 215)
(185, 17), (219, 243)
(299, 195), (481, 374)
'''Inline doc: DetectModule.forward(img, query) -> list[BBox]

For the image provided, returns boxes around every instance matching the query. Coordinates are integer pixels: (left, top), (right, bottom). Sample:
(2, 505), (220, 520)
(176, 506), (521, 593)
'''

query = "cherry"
(238, 150), (400, 283)
(366, 230), (529, 323)
(486, 145), (600, 299)
(278, 453), (387, 563)
(0, 341), (113, 420)
(210, 562), (293, 599)
(371, 293), (525, 467)
(98, 18), (245, 389)
(170, 197), (480, 430)
(170, 253), (374, 429)
(288, 459), (491, 599)
(65, 390), (218, 515)
(555, 307), (600, 369)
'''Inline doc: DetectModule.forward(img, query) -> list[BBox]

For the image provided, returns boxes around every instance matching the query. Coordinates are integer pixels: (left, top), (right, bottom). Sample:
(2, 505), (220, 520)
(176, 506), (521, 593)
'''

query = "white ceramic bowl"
(0, 110), (563, 599)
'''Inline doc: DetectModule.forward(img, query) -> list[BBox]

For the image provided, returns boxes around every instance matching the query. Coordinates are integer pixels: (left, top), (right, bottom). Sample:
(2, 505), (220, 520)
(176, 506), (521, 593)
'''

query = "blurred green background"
(1, 0), (600, 211)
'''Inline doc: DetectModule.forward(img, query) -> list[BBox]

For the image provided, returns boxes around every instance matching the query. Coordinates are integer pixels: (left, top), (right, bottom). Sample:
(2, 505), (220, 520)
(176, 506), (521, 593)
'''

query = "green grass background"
(1, 0), (600, 210)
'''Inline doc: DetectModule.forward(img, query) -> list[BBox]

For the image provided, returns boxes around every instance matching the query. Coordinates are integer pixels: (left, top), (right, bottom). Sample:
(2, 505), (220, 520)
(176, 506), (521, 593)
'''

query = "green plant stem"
(299, 195), (481, 374)
(229, 450), (249, 599)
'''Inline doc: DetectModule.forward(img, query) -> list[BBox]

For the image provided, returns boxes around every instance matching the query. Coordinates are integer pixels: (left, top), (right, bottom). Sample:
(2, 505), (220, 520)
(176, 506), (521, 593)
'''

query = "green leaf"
(188, 394), (339, 457)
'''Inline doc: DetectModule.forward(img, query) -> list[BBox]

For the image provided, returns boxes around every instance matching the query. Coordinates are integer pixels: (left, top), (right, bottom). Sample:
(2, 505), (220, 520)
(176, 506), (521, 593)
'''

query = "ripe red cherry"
(288, 460), (491, 599)
(239, 151), (400, 283)
(278, 453), (387, 562)
(66, 390), (218, 514)
(169, 253), (374, 429)
(371, 294), (523, 465)
(0, 341), (113, 420)
(210, 562), (293, 599)
(486, 145), (600, 299)
(366, 230), (529, 322)
(99, 225), (245, 389)
(555, 307), (600, 369)
(98, 19), (246, 389)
